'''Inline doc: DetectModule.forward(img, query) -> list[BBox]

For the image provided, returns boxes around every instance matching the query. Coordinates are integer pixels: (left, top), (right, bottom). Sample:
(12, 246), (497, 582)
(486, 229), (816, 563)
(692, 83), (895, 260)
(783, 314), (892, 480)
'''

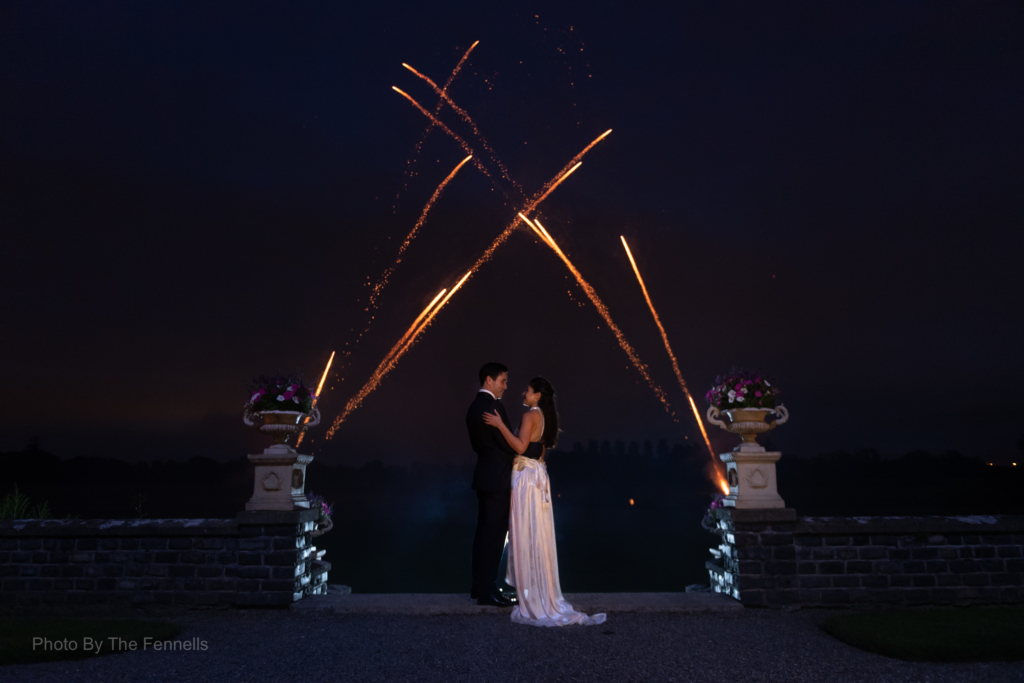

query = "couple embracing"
(467, 362), (606, 627)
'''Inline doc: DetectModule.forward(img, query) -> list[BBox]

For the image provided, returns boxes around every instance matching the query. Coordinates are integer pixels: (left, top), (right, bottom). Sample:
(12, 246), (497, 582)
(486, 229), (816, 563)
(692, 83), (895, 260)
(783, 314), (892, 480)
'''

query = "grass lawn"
(823, 607), (1024, 662)
(0, 617), (182, 666)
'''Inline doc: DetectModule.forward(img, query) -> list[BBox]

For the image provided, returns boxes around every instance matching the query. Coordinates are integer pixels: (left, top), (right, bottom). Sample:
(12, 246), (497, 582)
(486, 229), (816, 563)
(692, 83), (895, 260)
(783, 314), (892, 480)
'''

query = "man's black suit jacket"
(467, 391), (518, 492)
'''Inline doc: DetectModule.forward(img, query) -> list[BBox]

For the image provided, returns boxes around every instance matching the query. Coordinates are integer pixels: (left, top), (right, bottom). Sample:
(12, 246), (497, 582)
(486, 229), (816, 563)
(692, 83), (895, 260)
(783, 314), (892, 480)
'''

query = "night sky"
(3, 2), (1022, 467)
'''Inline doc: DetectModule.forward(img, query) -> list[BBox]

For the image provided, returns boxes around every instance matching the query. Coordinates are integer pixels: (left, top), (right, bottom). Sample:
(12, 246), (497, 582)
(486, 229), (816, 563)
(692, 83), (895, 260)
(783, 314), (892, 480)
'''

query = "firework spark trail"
(392, 88), (504, 192)
(398, 41), (480, 198)
(367, 155), (472, 312)
(327, 288), (448, 438)
(467, 161), (583, 275)
(460, 130), (606, 273)
(388, 271), (471, 365)
(402, 62), (524, 197)
(395, 82), (611, 212)
(535, 130), (610, 201)
(446, 40), (480, 89)
(295, 351), (336, 449)
(315, 352), (336, 397)
(620, 237), (726, 491)
(521, 215), (677, 420)
(380, 288), (448, 368)
(397, 154), (473, 261)
(399, 42), (479, 187)
(620, 236), (710, 447)
(327, 277), (469, 437)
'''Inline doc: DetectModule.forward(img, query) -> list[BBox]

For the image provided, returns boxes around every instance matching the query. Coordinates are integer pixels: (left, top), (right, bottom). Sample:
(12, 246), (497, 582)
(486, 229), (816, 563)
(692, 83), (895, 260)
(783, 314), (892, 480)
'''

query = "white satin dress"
(506, 408), (606, 627)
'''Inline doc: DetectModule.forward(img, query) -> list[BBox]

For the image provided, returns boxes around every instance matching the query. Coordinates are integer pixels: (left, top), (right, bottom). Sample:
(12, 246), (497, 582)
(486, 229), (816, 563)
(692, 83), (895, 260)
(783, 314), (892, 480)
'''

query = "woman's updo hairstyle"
(529, 376), (559, 449)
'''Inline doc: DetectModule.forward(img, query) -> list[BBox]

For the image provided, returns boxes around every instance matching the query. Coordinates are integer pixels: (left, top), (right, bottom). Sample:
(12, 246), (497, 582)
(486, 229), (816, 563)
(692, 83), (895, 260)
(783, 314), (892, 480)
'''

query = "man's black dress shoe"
(471, 588), (517, 601)
(477, 591), (515, 607)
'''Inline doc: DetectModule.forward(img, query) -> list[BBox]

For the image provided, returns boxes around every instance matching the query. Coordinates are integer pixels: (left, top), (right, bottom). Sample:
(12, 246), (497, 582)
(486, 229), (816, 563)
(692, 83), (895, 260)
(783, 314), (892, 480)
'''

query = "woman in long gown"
(482, 377), (606, 627)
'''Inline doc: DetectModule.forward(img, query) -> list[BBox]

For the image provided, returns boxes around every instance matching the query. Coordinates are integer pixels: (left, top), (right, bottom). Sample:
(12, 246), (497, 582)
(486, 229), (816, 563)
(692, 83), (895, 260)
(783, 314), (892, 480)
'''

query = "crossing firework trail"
(402, 62), (523, 197)
(520, 215), (678, 421)
(398, 41), (480, 198)
(392, 88), (490, 177)
(468, 128), (608, 274)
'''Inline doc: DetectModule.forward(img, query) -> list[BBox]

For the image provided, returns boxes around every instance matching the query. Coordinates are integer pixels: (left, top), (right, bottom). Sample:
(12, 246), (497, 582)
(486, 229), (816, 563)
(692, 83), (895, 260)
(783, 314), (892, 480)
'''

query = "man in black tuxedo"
(467, 362), (518, 607)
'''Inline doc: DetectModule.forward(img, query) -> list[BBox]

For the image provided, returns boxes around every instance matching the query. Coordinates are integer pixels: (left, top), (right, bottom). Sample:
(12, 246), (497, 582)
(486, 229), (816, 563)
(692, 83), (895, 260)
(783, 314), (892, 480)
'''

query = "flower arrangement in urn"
(246, 374), (317, 413)
(705, 367), (780, 410)
(705, 367), (788, 452)
(243, 373), (321, 447)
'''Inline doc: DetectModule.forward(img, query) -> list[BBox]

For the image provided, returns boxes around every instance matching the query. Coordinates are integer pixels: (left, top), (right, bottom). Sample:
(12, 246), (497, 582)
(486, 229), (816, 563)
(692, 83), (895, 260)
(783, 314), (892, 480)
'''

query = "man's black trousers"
(471, 489), (511, 594)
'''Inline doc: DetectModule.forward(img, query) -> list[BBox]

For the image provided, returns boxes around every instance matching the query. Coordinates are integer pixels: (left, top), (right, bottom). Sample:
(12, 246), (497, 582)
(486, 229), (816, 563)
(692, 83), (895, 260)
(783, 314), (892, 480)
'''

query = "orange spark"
(315, 351), (336, 398)
(295, 351), (336, 449)
(522, 215), (676, 420)
(367, 155), (472, 311)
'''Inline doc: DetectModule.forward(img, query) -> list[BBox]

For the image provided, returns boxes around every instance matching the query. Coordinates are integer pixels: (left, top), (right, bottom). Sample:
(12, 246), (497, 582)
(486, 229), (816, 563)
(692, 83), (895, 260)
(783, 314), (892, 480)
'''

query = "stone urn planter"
(242, 408), (320, 511)
(244, 408), (321, 447)
(705, 406), (788, 453)
(706, 405), (789, 510)
(705, 370), (791, 510)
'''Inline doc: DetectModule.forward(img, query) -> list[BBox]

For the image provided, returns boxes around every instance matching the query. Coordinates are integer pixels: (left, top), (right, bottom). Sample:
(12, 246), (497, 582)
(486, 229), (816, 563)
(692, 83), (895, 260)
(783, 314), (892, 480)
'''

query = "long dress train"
(506, 412), (606, 627)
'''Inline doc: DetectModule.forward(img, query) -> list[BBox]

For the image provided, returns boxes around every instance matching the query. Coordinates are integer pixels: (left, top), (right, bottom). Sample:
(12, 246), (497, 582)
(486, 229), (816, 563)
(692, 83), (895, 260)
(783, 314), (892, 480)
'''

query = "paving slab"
(290, 589), (741, 615)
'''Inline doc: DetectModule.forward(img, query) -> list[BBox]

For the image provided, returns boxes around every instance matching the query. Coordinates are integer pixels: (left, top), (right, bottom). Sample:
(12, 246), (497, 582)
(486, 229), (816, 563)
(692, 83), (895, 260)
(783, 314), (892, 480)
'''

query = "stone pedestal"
(719, 450), (785, 509)
(246, 445), (313, 511)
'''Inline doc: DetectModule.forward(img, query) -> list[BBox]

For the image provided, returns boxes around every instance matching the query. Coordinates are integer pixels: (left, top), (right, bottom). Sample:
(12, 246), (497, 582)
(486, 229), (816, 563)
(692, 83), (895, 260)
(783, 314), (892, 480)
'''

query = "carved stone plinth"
(719, 450), (785, 509)
(246, 445), (313, 511)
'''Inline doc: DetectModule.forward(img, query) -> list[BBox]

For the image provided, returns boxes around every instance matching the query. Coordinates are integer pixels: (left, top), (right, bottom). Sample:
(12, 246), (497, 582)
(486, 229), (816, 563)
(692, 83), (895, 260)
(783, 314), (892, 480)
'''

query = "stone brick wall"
(708, 509), (1024, 607)
(0, 510), (330, 611)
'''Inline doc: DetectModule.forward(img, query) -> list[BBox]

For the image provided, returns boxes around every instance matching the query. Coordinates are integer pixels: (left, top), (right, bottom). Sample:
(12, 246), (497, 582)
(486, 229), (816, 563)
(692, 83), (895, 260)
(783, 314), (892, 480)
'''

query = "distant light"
(989, 463), (994, 466)
(1014, 463), (1018, 466)
(629, 499), (635, 506)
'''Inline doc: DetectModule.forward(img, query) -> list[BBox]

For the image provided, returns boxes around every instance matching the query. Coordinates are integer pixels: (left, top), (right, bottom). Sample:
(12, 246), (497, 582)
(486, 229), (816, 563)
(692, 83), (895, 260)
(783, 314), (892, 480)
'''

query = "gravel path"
(2, 609), (1022, 682)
